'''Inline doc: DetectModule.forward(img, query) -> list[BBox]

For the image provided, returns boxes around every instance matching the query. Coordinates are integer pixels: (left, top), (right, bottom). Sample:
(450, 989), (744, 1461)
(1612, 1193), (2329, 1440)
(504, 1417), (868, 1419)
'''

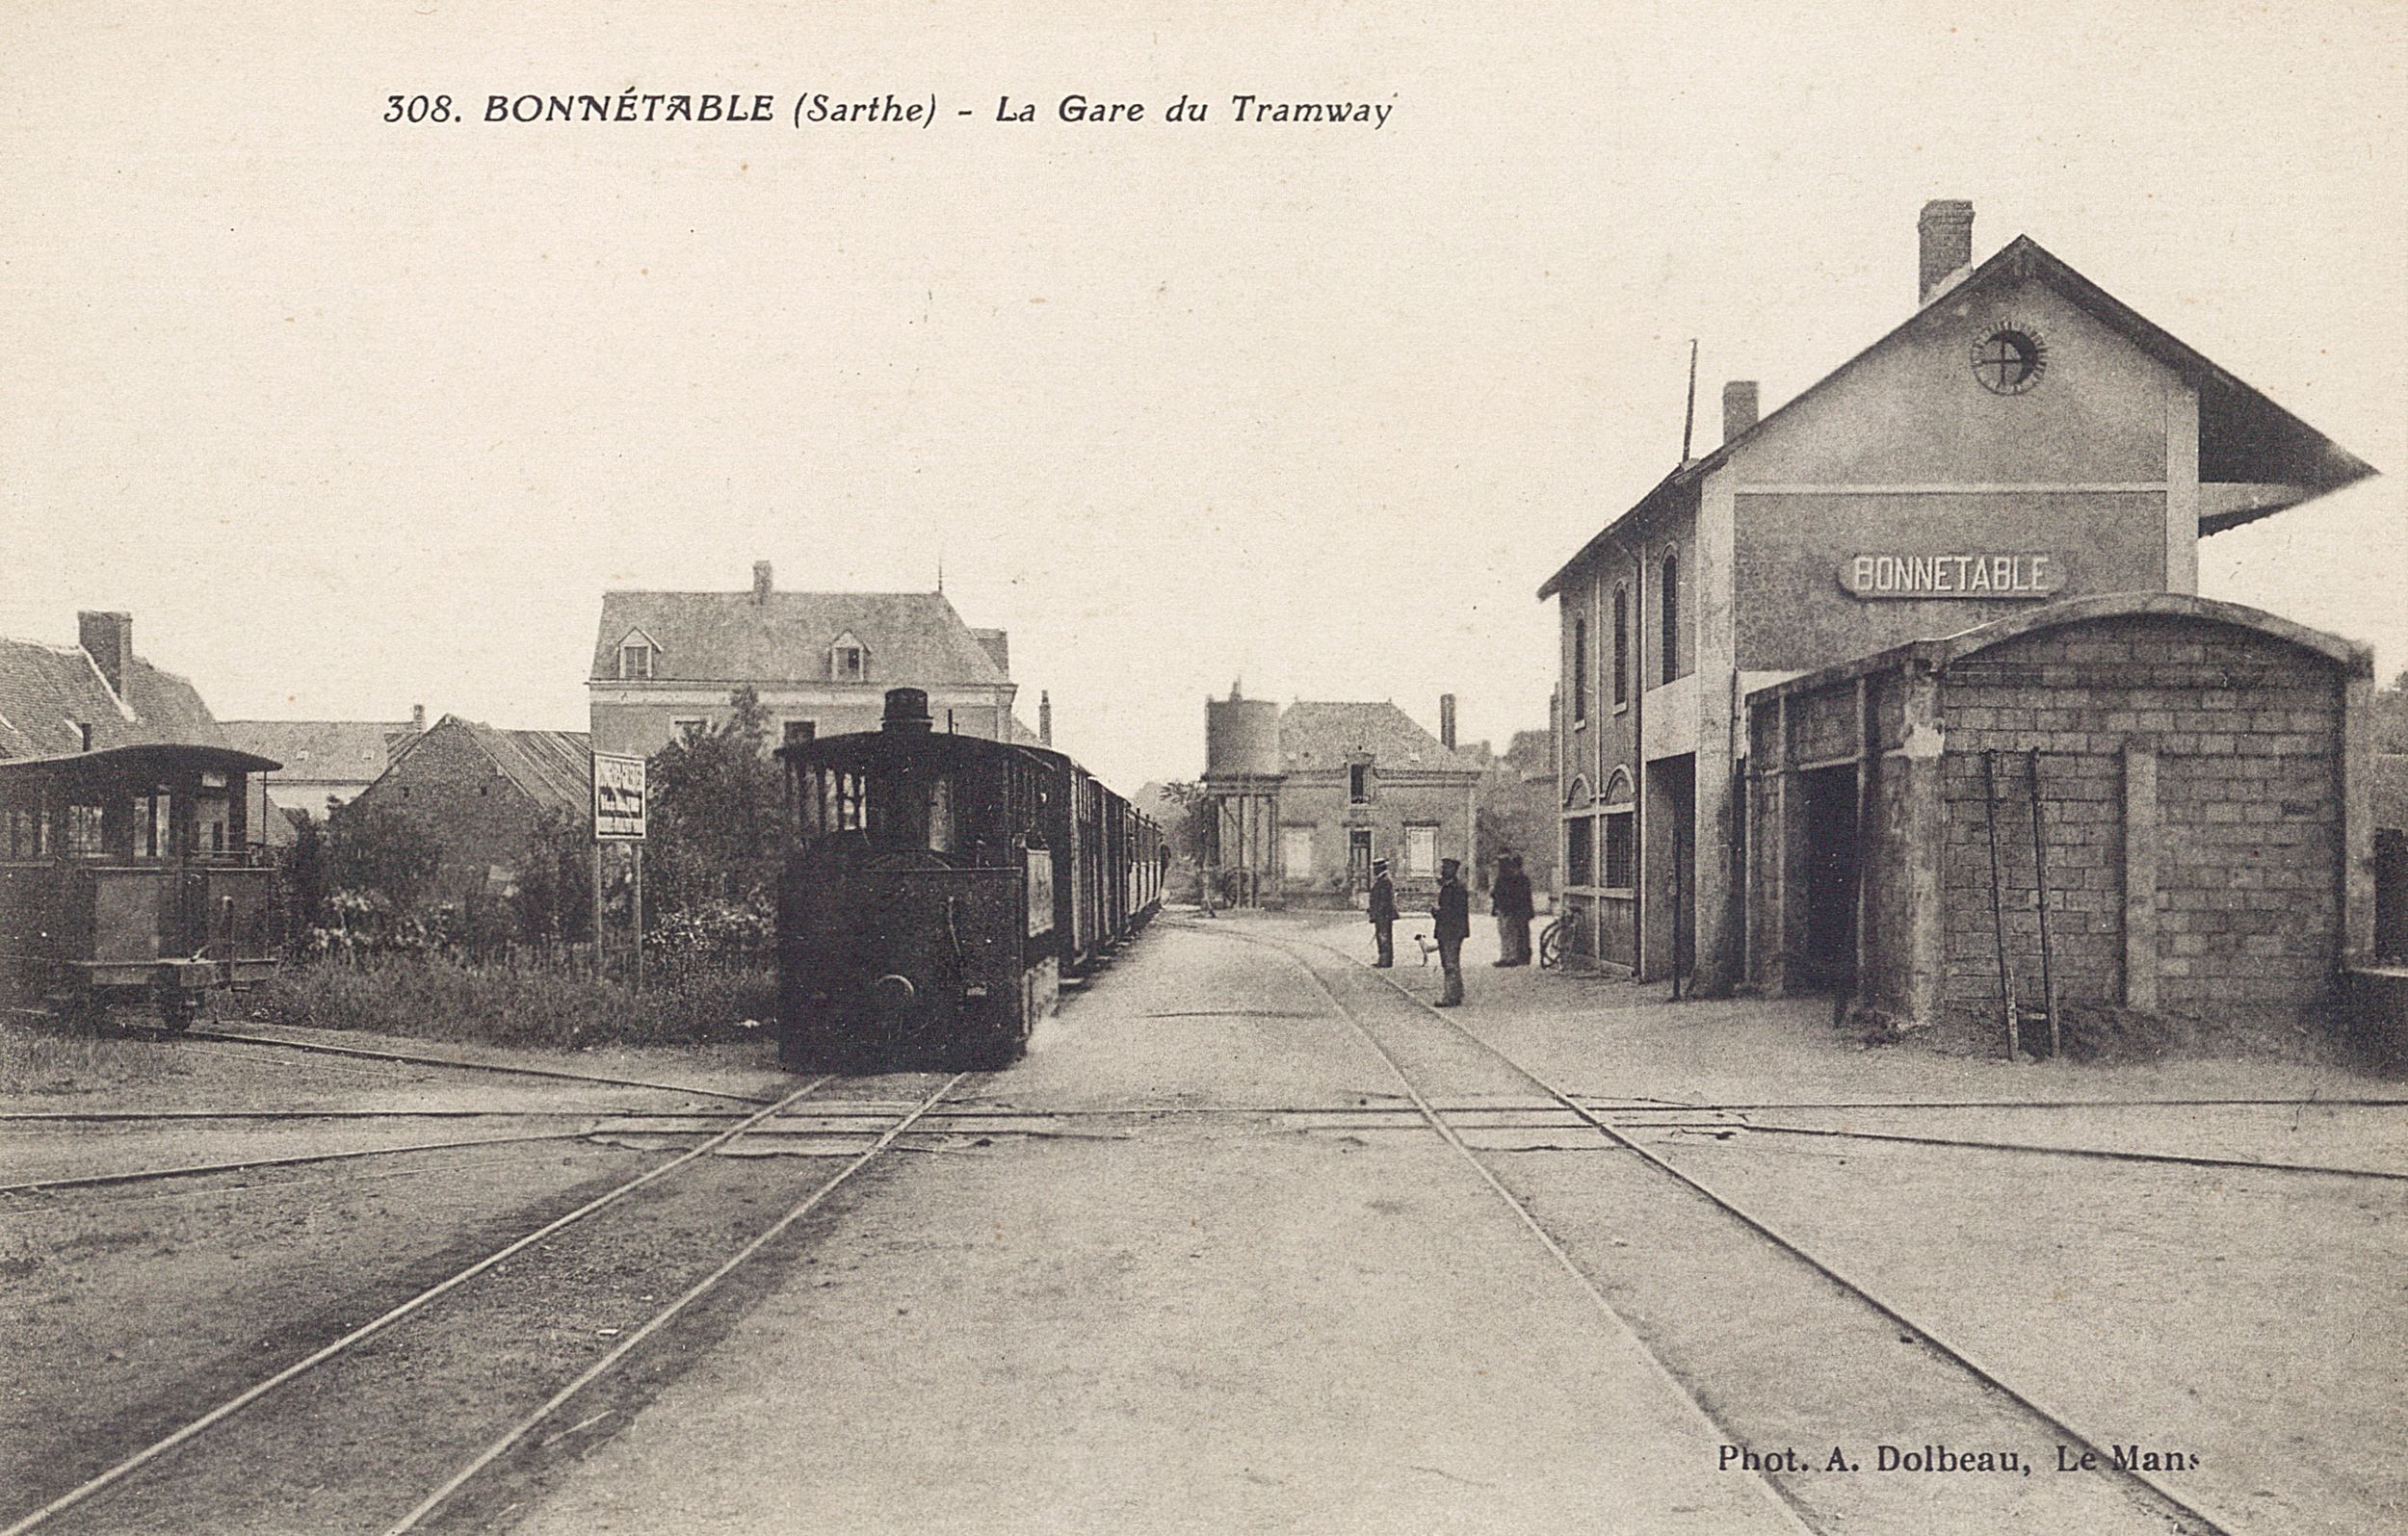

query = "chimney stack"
(752, 560), (772, 604)
(1439, 693), (1457, 750)
(1038, 690), (1053, 747)
(77, 612), (132, 698)
(1918, 199), (1975, 303)
(410, 704), (427, 735)
(1721, 380), (1759, 444)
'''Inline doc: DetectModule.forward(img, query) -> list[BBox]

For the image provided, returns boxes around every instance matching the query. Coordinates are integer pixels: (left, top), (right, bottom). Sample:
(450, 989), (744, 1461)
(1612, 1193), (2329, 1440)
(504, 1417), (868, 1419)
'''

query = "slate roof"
(221, 719), (416, 784)
(381, 716), (592, 816)
(0, 637), (228, 761)
(1541, 233), (2379, 598)
(1277, 702), (1484, 775)
(591, 589), (1008, 686)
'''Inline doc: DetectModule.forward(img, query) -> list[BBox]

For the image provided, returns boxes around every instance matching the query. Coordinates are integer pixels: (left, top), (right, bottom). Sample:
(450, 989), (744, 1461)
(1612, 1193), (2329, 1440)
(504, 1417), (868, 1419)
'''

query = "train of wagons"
(775, 687), (1162, 1071)
(0, 742), (284, 1030)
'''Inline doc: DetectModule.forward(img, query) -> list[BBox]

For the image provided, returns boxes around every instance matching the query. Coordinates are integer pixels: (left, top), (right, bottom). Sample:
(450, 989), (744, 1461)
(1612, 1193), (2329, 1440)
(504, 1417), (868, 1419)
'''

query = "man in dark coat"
(1432, 857), (1469, 1005)
(1492, 852), (1534, 966)
(1367, 858), (1398, 967)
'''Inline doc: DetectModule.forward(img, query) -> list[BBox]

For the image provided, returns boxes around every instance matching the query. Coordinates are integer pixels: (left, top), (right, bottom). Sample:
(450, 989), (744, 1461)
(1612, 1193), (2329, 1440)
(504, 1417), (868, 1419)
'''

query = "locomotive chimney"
(881, 687), (934, 734)
(1038, 690), (1053, 746)
(77, 611), (132, 699)
(1919, 198), (1975, 303)
(752, 560), (772, 604)
(1439, 693), (1457, 750)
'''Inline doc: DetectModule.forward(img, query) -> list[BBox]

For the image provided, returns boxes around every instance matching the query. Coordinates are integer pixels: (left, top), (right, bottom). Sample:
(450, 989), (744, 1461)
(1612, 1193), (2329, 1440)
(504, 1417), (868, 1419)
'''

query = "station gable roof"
(1542, 234), (2379, 599)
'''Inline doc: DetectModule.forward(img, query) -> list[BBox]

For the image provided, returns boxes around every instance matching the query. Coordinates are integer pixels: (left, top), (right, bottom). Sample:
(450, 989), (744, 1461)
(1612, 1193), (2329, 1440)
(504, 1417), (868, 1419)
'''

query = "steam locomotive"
(774, 688), (1161, 1071)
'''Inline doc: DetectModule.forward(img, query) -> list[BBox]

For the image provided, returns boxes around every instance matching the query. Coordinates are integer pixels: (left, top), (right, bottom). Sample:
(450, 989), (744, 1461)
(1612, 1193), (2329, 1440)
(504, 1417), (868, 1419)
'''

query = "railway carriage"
(775, 688), (1158, 1071)
(0, 742), (283, 1030)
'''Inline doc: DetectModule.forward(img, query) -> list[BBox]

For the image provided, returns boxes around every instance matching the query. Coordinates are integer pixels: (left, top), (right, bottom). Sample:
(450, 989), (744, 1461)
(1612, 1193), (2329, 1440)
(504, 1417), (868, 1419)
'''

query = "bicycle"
(1537, 915), (1566, 970)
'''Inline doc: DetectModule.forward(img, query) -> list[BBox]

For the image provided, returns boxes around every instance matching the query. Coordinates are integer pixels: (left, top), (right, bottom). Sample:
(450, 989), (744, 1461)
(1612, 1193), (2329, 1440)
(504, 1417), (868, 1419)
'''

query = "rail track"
(0, 1129), (605, 1197)
(1210, 923), (2253, 1536)
(0, 1071), (967, 1536)
(180, 1027), (777, 1103)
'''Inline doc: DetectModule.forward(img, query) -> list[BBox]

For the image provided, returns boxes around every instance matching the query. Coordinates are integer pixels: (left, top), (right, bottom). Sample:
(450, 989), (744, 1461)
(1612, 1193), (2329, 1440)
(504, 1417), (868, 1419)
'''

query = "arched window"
(1572, 616), (1588, 723)
(1660, 550), (1680, 686)
(1611, 585), (1629, 707)
(1601, 768), (1636, 892)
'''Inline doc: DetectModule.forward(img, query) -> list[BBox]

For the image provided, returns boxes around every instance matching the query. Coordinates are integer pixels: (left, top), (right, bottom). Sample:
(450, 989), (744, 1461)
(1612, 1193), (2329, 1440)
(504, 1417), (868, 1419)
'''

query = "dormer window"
(615, 630), (660, 681)
(828, 632), (869, 683)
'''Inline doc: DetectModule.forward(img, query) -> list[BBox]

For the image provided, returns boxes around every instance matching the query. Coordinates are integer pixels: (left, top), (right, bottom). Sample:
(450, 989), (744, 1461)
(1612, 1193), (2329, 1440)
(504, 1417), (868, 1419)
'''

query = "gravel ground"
(3, 911), (2400, 1534)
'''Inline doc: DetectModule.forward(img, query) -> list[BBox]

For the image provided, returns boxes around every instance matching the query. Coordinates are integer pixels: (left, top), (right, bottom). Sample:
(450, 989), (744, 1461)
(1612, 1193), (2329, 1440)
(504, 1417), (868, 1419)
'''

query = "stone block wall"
(1939, 614), (2344, 1027)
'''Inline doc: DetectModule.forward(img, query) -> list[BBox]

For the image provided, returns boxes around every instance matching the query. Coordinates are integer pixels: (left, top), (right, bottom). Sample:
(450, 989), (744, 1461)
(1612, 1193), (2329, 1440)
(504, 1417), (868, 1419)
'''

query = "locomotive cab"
(0, 742), (283, 1030)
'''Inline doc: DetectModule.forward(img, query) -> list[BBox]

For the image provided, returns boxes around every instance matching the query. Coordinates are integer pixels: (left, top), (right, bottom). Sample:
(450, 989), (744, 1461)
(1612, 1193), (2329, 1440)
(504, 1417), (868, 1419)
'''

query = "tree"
(513, 805), (594, 944)
(324, 797), (441, 912)
(2373, 668), (2408, 756)
(1476, 728), (1559, 898)
(282, 810), (329, 933)
(1152, 781), (1212, 868)
(644, 686), (787, 915)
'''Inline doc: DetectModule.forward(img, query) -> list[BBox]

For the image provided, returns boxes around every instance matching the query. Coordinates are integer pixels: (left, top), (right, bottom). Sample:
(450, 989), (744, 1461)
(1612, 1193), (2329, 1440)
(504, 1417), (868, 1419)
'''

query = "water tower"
(1201, 684), (1285, 908)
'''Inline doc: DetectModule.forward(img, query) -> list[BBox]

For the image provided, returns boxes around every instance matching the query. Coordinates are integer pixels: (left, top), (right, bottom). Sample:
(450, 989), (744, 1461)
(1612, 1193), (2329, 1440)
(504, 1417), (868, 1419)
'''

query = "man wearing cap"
(1432, 857), (1469, 1005)
(1367, 858), (1398, 967)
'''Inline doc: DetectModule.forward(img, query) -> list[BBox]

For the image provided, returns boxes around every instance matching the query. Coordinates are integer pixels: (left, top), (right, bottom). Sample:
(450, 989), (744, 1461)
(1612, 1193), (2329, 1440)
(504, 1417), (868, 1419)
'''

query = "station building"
(1542, 202), (2378, 1038)
(1201, 690), (1483, 906)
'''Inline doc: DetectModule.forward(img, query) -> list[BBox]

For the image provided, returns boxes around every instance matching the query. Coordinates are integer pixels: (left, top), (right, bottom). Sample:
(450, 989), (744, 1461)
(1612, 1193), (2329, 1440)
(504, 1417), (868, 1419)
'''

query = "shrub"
(247, 953), (774, 1049)
(643, 897), (774, 978)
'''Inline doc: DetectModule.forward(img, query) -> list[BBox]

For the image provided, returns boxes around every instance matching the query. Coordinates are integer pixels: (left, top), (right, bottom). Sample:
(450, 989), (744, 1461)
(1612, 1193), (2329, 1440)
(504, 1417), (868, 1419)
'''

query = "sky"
(3, 0), (2402, 792)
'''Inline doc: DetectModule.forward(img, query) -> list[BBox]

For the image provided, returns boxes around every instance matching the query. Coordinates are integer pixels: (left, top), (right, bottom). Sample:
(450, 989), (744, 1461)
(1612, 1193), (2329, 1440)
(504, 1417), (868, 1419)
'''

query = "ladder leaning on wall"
(1981, 748), (2061, 1061)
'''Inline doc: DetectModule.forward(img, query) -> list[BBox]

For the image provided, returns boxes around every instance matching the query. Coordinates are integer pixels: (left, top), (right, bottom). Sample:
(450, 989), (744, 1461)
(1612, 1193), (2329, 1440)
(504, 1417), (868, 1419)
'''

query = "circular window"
(1972, 324), (2048, 395)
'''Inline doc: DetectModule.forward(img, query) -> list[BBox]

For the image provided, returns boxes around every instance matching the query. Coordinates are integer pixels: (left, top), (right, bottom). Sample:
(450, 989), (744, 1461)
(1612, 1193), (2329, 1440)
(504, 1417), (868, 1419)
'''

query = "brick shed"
(1745, 594), (2373, 1046)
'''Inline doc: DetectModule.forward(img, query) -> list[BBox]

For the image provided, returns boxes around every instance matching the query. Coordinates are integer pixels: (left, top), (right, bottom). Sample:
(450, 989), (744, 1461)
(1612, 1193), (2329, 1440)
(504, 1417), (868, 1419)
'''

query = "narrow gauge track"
(1213, 924), (2248, 1536)
(1218, 939), (1816, 1535)
(180, 1027), (776, 1104)
(1710, 1117), (2408, 1182)
(13, 1090), (2399, 1122)
(1, 1071), (967, 1536)
(1589, 1094), (2408, 1111)
(13, 1098), (2393, 1186)
(0, 1129), (605, 1197)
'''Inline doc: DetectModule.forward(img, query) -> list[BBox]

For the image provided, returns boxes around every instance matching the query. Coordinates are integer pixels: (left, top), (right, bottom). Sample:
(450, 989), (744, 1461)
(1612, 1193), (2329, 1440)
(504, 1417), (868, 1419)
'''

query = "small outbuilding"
(1746, 594), (2372, 1041)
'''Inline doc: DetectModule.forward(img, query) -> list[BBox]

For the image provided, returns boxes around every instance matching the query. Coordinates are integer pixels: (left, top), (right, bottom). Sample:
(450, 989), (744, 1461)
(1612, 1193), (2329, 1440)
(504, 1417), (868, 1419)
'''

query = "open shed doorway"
(1795, 764), (1859, 994)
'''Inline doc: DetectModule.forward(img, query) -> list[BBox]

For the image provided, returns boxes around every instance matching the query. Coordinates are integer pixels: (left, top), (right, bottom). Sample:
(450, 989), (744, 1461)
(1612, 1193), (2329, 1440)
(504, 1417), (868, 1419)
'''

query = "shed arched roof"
(1747, 592), (2370, 710)
(1935, 593), (2369, 674)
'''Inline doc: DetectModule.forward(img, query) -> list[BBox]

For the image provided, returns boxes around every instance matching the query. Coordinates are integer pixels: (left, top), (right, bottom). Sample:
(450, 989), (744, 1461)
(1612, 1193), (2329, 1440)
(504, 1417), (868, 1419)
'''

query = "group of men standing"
(1367, 852), (1535, 1007)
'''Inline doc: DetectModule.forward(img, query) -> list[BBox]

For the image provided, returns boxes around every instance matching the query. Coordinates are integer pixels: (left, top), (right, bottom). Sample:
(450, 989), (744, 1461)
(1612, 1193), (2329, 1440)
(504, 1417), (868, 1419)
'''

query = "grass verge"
(245, 955), (775, 1050)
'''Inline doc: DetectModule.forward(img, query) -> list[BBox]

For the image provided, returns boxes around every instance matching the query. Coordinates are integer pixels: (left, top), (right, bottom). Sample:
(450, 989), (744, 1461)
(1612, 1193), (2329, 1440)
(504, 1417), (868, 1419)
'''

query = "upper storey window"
(1572, 617), (1588, 724)
(618, 640), (655, 680)
(829, 632), (869, 682)
(1611, 585), (1629, 708)
(1660, 551), (1680, 686)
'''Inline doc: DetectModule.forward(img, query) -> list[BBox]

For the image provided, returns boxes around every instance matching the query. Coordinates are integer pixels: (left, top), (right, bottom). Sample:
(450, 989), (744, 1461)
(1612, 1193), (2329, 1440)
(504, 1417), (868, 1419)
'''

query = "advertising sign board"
(592, 753), (647, 841)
